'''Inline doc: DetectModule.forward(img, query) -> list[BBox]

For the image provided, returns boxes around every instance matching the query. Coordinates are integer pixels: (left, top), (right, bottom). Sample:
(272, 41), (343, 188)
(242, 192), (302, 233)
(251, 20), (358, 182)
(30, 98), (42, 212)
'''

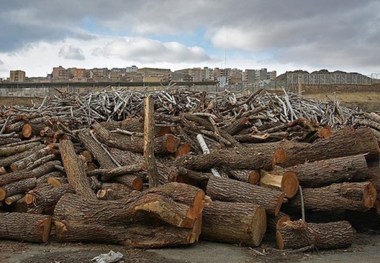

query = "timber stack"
(0, 88), (379, 252)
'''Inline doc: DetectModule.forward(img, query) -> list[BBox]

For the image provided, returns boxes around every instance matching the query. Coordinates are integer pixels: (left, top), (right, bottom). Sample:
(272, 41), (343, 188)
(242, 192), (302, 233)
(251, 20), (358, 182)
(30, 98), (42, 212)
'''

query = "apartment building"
(9, 70), (26, 82)
(52, 66), (68, 81)
(138, 67), (171, 82)
(90, 68), (109, 81)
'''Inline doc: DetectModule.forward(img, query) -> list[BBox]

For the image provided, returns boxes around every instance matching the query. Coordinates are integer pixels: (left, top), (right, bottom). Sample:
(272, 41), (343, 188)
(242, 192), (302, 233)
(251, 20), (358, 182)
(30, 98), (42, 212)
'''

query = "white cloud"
(58, 45), (85, 60)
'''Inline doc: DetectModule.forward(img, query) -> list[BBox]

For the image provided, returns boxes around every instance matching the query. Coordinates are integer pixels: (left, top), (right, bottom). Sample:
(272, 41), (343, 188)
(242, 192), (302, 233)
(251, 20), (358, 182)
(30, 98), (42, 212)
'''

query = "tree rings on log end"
(273, 148), (287, 165)
(250, 205), (267, 246)
(281, 171), (299, 198)
(42, 216), (52, 242)
(165, 134), (181, 153)
(248, 171), (261, 185)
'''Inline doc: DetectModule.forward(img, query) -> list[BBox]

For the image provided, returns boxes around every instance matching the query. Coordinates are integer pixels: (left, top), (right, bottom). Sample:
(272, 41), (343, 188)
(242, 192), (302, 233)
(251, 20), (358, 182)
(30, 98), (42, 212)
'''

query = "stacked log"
(1, 89), (380, 252)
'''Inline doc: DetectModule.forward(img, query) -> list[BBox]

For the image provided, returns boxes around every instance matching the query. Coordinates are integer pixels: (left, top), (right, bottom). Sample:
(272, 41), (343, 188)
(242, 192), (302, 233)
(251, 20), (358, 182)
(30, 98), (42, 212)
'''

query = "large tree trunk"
(283, 154), (370, 188)
(59, 139), (96, 199)
(177, 147), (277, 171)
(0, 212), (51, 243)
(276, 220), (354, 250)
(206, 176), (284, 215)
(54, 219), (201, 248)
(287, 182), (377, 212)
(279, 128), (380, 167)
(54, 182), (205, 229)
(202, 201), (266, 246)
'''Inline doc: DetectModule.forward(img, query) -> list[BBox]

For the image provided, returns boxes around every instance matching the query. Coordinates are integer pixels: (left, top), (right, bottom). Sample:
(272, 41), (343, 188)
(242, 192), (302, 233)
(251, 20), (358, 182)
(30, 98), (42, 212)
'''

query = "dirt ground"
(0, 232), (379, 263)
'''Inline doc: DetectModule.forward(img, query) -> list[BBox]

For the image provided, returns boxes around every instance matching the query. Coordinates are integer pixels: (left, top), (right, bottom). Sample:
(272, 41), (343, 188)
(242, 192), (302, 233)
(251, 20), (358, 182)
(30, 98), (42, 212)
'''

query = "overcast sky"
(0, 0), (379, 78)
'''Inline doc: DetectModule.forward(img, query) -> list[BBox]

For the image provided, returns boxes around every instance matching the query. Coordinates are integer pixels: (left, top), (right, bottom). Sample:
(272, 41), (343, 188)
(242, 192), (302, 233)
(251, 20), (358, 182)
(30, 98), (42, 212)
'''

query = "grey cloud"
(0, 59), (3, 65)
(58, 45), (85, 60)
(100, 38), (210, 63)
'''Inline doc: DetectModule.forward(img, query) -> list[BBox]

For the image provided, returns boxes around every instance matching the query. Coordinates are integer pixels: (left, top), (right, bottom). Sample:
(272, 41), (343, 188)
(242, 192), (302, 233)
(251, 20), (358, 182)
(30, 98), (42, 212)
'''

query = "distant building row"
(4, 66), (277, 86)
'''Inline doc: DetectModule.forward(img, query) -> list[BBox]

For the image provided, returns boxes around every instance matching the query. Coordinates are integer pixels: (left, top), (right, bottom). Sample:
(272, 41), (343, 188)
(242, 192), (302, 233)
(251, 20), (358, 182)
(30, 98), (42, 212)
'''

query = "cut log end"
(250, 205), (267, 246)
(273, 148), (287, 165)
(175, 143), (192, 157)
(274, 192), (285, 216)
(22, 123), (33, 139)
(364, 182), (377, 209)
(275, 229), (286, 250)
(276, 214), (291, 229)
(25, 193), (36, 205)
(165, 134), (181, 153)
(47, 177), (63, 188)
(187, 190), (206, 220)
(281, 171), (299, 198)
(0, 188), (6, 201)
(132, 177), (143, 191)
(248, 171), (260, 185)
(318, 126), (332, 139)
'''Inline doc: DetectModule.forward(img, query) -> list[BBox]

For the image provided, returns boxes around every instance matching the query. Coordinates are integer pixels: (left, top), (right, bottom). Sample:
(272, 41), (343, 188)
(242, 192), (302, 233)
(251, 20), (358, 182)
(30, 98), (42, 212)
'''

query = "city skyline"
(1, 1), (379, 78)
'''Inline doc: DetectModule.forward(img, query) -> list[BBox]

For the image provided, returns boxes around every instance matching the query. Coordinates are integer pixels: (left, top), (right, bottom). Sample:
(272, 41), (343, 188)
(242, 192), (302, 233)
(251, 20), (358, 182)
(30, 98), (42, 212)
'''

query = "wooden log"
(227, 169), (260, 184)
(93, 122), (180, 154)
(36, 171), (65, 185)
(0, 160), (61, 186)
(0, 178), (37, 201)
(259, 170), (299, 198)
(4, 194), (24, 205)
(0, 212), (51, 243)
(225, 117), (251, 135)
(96, 183), (134, 200)
(202, 201), (266, 246)
(26, 183), (73, 214)
(267, 212), (290, 233)
(113, 175), (143, 191)
(283, 154), (370, 188)
(59, 139), (96, 199)
(55, 191), (198, 228)
(279, 128), (380, 167)
(0, 144), (46, 167)
(77, 129), (116, 169)
(177, 147), (276, 171)
(87, 163), (144, 181)
(10, 144), (53, 171)
(287, 181), (377, 212)
(0, 166), (5, 175)
(276, 220), (354, 250)
(0, 141), (40, 156)
(206, 176), (284, 215)
(54, 219), (201, 248)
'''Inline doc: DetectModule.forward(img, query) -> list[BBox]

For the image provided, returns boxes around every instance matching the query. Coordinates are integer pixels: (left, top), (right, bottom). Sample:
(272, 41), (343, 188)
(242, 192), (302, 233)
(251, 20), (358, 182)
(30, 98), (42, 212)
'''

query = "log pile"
(0, 89), (380, 252)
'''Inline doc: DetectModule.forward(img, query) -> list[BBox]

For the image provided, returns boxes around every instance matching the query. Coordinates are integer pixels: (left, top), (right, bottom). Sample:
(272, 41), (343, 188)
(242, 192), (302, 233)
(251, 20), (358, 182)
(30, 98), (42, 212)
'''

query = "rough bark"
(202, 201), (266, 246)
(93, 122), (180, 154)
(0, 144), (46, 168)
(276, 220), (354, 250)
(59, 139), (96, 199)
(96, 183), (134, 200)
(287, 181), (377, 212)
(267, 212), (290, 233)
(113, 175), (143, 191)
(0, 212), (51, 243)
(283, 154), (370, 188)
(54, 219), (201, 248)
(227, 169), (261, 184)
(177, 147), (276, 171)
(206, 176), (285, 215)
(279, 128), (380, 167)
(10, 145), (53, 171)
(0, 178), (37, 201)
(0, 141), (40, 156)
(87, 163), (144, 181)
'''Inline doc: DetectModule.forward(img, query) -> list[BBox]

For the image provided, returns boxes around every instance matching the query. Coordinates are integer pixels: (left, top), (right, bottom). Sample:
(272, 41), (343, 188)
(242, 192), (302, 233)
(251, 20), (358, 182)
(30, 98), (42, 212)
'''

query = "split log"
(276, 220), (354, 250)
(0, 141), (40, 156)
(59, 139), (96, 199)
(279, 128), (380, 167)
(54, 219), (201, 248)
(287, 181), (377, 212)
(206, 176), (284, 215)
(93, 122), (180, 154)
(283, 154), (370, 188)
(267, 212), (290, 233)
(0, 212), (51, 243)
(86, 163), (144, 181)
(202, 201), (266, 246)
(0, 178), (37, 201)
(10, 144), (53, 171)
(259, 170), (299, 198)
(178, 147), (277, 171)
